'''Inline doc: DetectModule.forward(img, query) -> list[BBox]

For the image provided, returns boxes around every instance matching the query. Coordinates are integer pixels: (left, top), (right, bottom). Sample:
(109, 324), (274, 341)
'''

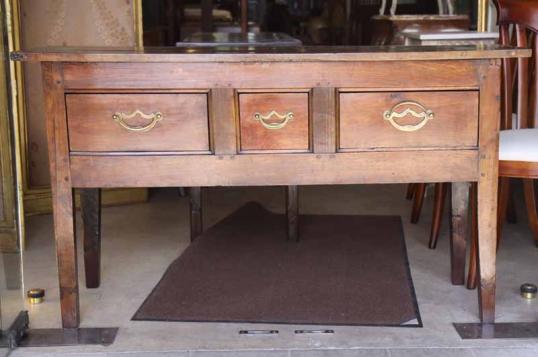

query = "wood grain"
(27, 46), (528, 328)
(81, 188), (101, 289)
(467, 182), (479, 290)
(499, 160), (538, 178)
(210, 88), (237, 155)
(477, 61), (501, 324)
(42, 62), (79, 328)
(410, 183), (426, 224)
(61, 61), (481, 90)
(429, 183), (448, 249)
(66, 94), (210, 152)
(312, 87), (336, 153)
(497, 0), (538, 33)
(339, 91), (479, 150)
(450, 182), (470, 286)
(516, 25), (529, 129)
(238, 93), (310, 152)
(13, 45), (530, 63)
(286, 185), (299, 242)
(70, 150), (479, 188)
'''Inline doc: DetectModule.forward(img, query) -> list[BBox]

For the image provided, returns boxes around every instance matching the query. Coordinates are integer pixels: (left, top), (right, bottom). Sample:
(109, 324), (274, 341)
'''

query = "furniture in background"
(142, 0), (250, 46)
(177, 32), (301, 47)
(402, 30), (498, 46)
(466, 0), (538, 289)
(380, 0), (457, 17)
(13, 44), (527, 328)
(410, 0), (538, 290)
(405, 30), (499, 251)
(371, 0), (470, 45)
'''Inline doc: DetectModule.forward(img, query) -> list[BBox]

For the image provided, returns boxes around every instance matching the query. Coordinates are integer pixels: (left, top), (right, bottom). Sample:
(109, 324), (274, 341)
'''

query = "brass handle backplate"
(112, 110), (163, 132)
(383, 101), (434, 132)
(254, 111), (294, 130)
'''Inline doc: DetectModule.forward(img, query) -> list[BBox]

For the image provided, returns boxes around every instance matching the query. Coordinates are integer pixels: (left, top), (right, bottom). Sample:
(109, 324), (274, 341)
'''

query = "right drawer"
(338, 91), (479, 151)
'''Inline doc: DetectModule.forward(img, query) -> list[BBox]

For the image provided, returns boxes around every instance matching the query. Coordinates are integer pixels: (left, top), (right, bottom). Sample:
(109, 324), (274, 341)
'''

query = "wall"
(20, 0), (136, 188)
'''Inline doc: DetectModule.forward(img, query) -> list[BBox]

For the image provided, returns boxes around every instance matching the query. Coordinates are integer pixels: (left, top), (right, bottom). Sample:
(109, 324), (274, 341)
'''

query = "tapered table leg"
(450, 182), (470, 286)
(81, 188), (101, 289)
(477, 177), (498, 323)
(476, 60), (501, 324)
(286, 186), (299, 241)
(43, 62), (79, 328)
(189, 187), (203, 241)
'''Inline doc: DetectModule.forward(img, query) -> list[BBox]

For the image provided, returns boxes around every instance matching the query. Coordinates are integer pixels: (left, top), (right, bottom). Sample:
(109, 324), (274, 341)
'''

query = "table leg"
(189, 187), (203, 241)
(43, 62), (80, 328)
(81, 188), (101, 289)
(286, 186), (299, 241)
(477, 177), (498, 324)
(476, 60), (501, 324)
(450, 182), (469, 286)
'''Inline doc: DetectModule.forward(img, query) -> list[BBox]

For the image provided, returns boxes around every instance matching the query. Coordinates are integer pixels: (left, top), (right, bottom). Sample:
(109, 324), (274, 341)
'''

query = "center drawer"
(238, 92), (310, 152)
(66, 93), (210, 152)
(339, 91), (478, 151)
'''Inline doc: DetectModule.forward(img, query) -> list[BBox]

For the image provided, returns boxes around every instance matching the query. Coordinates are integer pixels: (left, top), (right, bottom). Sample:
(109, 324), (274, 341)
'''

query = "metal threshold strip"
(0, 311), (117, 352)
(454, 322), (538, 339)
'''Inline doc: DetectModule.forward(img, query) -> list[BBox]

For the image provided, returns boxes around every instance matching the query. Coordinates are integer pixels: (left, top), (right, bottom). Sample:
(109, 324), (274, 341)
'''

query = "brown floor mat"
(133, 202), (421, 327)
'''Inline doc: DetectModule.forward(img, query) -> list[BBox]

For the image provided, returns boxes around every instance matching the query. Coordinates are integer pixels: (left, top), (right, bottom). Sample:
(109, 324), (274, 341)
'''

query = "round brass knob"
(27, 288), (45, 304)
(520, 283), (537, 299)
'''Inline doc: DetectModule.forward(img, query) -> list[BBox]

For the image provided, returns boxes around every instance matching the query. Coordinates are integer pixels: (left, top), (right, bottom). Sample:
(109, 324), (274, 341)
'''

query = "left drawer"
(66, 93), (210, 152)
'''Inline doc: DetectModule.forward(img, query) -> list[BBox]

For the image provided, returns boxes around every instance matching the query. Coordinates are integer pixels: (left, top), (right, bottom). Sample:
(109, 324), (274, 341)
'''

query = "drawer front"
(66, 94), (210, 152)
(339, 91), (478, 150)
(239, 92), (309, 152)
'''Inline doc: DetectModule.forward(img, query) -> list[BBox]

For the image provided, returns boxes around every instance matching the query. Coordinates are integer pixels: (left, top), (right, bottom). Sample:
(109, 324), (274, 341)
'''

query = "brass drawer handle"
(254, 111), (294, 130)
(383, 101), (434, 132)
(112, 110), (163, 132)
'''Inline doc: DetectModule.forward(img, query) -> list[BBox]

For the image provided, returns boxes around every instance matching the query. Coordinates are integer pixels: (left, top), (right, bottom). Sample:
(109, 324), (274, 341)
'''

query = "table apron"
(69, 150), (479, 188)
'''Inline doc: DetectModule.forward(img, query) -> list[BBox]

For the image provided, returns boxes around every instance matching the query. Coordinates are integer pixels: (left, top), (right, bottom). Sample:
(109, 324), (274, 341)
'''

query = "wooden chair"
(407, 182), (448, 249)
(467, 0), (538, 289)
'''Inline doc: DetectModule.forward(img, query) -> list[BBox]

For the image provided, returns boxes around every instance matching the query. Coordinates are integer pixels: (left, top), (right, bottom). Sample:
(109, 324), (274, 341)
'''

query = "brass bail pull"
(383, 101), (434, 132)
(254, 111), (294, 130)
(112, 110), (163, 132)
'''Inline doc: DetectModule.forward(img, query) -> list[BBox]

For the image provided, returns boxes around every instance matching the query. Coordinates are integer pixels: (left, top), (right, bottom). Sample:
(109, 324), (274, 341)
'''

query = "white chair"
(467, 0), (538, 289)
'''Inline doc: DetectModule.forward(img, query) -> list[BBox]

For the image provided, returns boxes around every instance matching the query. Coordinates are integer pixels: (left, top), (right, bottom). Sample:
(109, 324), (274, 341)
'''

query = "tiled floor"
(5, 185), (538, 356)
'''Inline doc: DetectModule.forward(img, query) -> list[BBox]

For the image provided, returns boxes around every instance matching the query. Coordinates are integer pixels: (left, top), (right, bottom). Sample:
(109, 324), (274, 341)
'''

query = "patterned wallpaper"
(21, 0), (136, 187)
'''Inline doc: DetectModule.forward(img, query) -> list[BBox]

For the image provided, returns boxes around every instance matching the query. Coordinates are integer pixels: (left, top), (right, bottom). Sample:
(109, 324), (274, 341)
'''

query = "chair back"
(495, 0), (538, 130)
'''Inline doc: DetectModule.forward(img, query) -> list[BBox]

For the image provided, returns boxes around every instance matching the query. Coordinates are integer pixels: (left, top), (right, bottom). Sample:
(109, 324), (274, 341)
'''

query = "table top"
(176, 32), (302, 47)
(12, 44), (530, 63)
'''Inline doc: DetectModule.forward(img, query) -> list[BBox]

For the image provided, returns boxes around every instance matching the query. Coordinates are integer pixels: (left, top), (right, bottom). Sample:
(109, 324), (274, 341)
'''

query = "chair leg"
(81, 188), (101, 289)
(286, 185), (299, 242)
(522, 179), (538, 247)
(189, 187), (203, 241)
(410, 183), (426, 224)
(406, 183), (416, 200)
(467, 183), (478, 290)
(429, 183), (448, 249)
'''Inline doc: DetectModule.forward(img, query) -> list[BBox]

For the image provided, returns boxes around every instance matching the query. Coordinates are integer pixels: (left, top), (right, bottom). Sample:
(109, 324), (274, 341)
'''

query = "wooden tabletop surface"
(12, 45), (530, 63)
